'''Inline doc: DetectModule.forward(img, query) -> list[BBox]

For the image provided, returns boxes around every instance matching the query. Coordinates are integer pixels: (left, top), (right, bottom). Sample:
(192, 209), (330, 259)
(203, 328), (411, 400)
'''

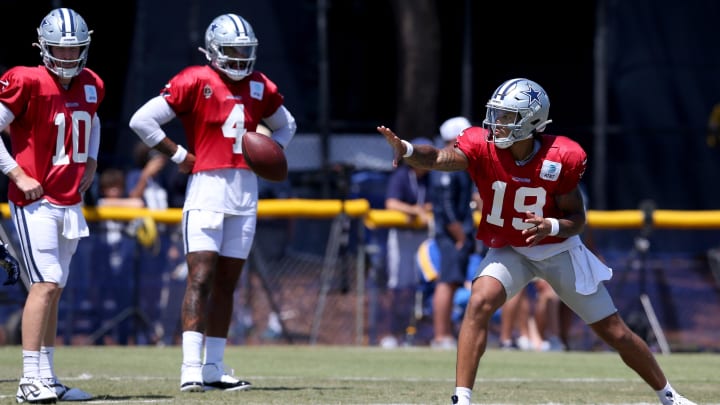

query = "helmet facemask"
(199, 14), (258, 81)
(209, 44), (257, 81)
(40, 44), (90, 79)
(482, 78), (552, 149)
(35, 8), (91, 80)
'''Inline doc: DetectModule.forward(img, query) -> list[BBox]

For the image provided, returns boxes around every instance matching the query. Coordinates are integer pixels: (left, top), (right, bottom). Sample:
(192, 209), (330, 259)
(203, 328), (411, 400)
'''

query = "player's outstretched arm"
(376, 125), (468, 172)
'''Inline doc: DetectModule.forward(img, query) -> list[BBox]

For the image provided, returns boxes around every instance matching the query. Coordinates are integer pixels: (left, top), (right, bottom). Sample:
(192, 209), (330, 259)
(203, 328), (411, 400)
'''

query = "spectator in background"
(428, 117), (476, 349)
(498, 280), (564, 351)
(379, 137), (434, 348)
(0, 8), (100, 402)
(498, 286), (532, 350)
(97, 168), (144, 209)
(129, 13), (296, 392)
(378, 77), (696, 405)
(123, 141), (190, 347)
(94, 168), (144, 345)
(127, 141), (170, 210)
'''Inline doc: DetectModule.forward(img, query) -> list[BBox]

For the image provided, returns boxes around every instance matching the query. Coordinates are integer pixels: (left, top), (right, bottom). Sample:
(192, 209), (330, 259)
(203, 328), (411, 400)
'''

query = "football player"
(0, 7), (101, 403)
(129, 13), (296, 393)
(378, 78), (695, 405)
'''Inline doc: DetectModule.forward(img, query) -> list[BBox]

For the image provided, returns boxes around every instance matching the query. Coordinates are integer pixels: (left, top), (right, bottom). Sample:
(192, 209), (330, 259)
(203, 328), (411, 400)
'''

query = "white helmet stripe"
(227, 13), (247, 36)
(59, 8), (75, 38)
(492, 78), (525, 101)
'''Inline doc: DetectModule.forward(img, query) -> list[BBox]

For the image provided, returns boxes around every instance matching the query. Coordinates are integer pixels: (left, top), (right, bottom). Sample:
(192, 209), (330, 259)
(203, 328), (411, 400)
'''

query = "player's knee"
(591, 314), (636, 349)
(465, 293), (500, 323)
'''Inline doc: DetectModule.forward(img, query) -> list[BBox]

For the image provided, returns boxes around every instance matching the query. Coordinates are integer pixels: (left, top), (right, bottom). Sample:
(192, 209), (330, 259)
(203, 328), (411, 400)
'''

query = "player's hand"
(522, 211), (551, 246)
(177, 152), (196, 174)
(376, 126), (406, 168)
(10, 168), (43, 201)
(79, 158), (97, 194)
(0, 243), (20, 286)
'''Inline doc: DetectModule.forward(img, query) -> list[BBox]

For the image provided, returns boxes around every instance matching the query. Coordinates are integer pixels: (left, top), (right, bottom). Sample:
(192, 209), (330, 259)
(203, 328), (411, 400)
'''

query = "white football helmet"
(482, 78), (552, 149)
(35, 8), (91, 79)
(199, 14), (258, 81)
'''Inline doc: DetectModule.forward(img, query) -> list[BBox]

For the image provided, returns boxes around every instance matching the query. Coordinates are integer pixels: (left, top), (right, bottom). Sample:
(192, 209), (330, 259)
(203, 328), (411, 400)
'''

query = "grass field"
(0, 345), (717, 404)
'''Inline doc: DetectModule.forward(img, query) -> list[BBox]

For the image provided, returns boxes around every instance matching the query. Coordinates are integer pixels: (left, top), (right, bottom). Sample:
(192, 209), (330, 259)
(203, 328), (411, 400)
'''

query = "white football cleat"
(663, 390), (698, 405)
(16, 377), (57, 404)
(202, 362), (252, 391)
(180, 364), (204, 392)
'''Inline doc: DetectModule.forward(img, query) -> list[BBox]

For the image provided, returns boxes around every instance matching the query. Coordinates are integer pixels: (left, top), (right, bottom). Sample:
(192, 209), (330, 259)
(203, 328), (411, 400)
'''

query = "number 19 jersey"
(456, 127), (587, 248)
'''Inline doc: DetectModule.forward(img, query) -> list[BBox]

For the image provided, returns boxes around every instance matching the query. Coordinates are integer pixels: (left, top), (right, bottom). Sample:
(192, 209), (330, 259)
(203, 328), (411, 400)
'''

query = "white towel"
(62, 204), (90, 239)
(568, 244), (612, 295)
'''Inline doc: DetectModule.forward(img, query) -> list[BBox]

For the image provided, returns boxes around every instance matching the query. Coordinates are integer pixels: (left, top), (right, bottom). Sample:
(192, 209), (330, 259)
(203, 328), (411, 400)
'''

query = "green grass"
(0, 345), (717, 404)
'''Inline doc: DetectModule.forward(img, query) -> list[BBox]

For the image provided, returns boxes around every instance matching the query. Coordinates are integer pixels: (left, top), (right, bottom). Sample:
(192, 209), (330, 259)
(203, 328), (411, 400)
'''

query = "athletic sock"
(656, 381), (678, 405)
(182, 331), (204, 367)
(454, 387), (472, 405)
(203, 337), (226, 365)
(22, 350), (41, 379)
(39, 346), (55, 380)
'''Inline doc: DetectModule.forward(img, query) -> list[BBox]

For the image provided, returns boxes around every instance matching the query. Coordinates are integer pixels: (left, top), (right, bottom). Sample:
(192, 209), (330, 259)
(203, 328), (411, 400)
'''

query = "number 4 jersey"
(159, 65), (284, 174)
(456, 127), (587, 248)
(0, 66), (105, 207)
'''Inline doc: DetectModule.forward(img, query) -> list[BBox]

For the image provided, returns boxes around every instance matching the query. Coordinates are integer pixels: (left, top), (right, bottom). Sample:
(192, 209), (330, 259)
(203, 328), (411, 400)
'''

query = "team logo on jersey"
(540, 160), (562, 181)
(203, 84), (213, 99)
(84, 85), (97, 103)
(250, 81), (264, 100)
(0, 79), (8, 90)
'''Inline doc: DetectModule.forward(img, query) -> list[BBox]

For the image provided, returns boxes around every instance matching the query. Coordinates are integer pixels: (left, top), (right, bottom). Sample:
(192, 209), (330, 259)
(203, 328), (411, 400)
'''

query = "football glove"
(0, 242), (20, 286)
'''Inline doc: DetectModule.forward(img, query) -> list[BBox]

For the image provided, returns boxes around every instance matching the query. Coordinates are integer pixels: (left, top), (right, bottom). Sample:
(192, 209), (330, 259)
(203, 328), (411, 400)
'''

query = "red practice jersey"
(160, 66), (284, 174)
(0, 66), (105, 207)
(456, 127), (587, 248)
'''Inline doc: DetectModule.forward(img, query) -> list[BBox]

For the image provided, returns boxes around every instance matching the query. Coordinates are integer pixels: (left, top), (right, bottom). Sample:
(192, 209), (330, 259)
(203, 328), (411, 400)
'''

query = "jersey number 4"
(223, 104), (246, 154)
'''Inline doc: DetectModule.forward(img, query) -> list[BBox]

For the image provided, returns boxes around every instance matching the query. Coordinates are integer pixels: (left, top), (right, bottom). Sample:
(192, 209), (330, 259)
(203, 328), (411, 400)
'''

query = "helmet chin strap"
(224, 71), (247, 81)
(494, 138), (514, 149)
(494, 131), (531, 149)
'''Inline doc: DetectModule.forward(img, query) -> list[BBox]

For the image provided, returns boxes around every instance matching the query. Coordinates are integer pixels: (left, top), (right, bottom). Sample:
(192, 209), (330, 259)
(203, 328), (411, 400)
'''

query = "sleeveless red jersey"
(456, 127), (587, 248)
(0, 66), (105, 207)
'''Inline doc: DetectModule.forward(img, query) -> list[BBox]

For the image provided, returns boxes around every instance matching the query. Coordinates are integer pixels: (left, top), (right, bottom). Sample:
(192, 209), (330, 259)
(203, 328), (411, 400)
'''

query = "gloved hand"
(0, 242), (20, 286)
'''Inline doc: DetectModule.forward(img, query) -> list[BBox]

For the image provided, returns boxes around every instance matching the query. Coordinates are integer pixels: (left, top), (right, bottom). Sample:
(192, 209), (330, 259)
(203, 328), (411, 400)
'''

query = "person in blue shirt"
(428, 117), (477, 349)
(379, 137), (434, 348)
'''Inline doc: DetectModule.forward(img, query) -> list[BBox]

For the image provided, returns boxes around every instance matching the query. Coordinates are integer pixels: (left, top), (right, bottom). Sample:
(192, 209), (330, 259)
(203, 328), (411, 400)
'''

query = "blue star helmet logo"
(521, 86), (542, 107)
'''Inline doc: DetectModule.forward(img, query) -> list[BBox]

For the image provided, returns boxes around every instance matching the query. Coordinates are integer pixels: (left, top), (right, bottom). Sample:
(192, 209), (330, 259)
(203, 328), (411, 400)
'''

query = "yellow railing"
(0, 199), (370, 223)
(2, 201), (720, 229)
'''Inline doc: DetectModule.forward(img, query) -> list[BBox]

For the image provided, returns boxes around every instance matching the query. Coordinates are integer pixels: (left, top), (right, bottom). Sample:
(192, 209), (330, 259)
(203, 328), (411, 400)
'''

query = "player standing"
(129, 13), (296, 392)
(0, 7), (102, 403)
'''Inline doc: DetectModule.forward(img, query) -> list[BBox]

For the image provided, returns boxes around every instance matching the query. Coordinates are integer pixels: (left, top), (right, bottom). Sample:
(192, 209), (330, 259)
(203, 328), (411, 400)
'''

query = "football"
(241, 131), (288, 182)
